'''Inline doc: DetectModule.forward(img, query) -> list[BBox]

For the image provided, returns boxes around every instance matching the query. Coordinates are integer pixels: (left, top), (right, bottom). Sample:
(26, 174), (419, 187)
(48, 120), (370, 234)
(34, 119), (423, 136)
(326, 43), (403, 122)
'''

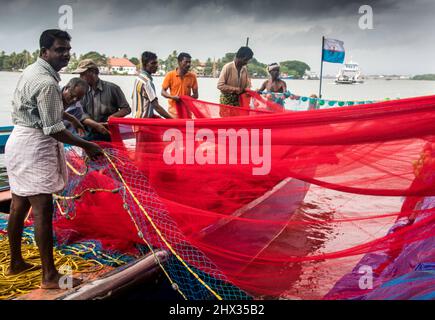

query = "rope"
(102, 151), (223, 300)
(0, 235), (103, 300)
(59, 156), (190, 299)
(51, 151), (222, 300)
(257, 90), (392, 106)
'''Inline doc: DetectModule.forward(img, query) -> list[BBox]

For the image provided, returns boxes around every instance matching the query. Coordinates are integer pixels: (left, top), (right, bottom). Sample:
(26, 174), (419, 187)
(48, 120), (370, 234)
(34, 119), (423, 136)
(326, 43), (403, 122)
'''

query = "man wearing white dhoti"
(5, 29), (102, 289)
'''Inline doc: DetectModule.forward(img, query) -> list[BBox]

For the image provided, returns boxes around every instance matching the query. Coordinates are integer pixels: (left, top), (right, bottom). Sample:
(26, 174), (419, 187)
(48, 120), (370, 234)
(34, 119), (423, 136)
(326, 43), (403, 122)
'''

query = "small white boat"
(335, 60), (364, 84)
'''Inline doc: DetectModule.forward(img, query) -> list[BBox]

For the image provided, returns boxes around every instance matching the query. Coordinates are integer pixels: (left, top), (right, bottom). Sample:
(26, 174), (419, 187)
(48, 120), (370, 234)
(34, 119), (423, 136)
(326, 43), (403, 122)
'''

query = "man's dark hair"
(141, 51), (158, 67)
(177, 52), (192, 62)
(39, 29), (71, 51)
(236, 46), (254, 59)
(65, 77), (89, 91)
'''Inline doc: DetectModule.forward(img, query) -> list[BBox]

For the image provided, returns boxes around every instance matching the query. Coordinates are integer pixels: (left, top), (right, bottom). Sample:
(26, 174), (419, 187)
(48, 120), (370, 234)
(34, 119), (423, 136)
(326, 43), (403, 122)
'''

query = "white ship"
(303, 70), (319, 80)
(335, 60), (364, 84)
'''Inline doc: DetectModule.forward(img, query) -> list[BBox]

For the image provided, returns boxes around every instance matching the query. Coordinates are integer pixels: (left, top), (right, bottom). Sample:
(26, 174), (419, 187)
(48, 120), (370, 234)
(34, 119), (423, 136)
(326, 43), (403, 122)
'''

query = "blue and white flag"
(323, 38), (345, 63)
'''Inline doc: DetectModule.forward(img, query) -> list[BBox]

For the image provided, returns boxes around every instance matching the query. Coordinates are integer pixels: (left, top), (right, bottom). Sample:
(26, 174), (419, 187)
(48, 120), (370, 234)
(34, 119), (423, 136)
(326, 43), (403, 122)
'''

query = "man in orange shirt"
(161, 52), (199, 118)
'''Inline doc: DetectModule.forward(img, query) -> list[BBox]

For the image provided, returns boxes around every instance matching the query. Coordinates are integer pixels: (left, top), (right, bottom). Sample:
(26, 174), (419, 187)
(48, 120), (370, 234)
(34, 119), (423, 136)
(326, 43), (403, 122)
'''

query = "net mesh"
(52, 93), (435, 300)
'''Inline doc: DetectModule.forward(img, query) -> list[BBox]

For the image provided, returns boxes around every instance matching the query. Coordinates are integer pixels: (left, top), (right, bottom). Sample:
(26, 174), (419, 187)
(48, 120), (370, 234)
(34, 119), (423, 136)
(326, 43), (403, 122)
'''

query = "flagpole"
(319, 36), (325, 98)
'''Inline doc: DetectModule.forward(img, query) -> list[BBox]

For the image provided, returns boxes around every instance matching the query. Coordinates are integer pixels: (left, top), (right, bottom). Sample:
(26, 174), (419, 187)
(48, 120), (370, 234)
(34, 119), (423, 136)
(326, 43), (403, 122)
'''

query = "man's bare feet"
(7, 261), (38, 275)
(41, 272), (82, 290)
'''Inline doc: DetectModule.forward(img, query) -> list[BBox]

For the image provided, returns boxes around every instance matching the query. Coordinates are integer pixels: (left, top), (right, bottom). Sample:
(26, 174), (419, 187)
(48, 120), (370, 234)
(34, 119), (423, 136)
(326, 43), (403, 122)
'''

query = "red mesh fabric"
(175, 93), (278, 119)
(54, 94), (435, 298)
(239, 90), (287, 112)
(53, 169), (142, 253)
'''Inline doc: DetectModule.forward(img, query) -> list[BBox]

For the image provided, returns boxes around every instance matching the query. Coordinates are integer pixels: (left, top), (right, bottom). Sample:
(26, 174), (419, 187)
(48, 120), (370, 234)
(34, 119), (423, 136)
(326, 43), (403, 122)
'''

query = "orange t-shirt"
(162, 70), (198, 117)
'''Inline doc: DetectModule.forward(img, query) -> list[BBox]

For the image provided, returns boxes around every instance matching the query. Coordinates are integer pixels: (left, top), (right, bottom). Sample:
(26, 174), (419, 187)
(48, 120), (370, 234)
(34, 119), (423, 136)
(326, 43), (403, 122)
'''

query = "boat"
(0, 122), (318, 299)
(1, 94), (433, 300)
(0, 126), (13, 154)
(303, 71), (319, 80)
(335, 60), (364, 84)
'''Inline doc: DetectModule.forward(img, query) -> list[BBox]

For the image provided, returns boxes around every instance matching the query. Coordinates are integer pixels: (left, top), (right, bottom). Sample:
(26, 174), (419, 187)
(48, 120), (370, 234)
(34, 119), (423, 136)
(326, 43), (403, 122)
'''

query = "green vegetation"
(67, 51), (108, 71)
(0, 50), (39, 71)
(129, 57), (140, 66)
(0, 49), (311, 78)
(214, 52), (310, 78)
(412, 74), (435, 80)
(280, 60), (311, 78)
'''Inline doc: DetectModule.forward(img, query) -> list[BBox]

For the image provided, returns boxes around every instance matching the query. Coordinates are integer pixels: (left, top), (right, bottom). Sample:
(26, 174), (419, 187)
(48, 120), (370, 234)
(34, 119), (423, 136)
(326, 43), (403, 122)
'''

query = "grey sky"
(0, 0), (434, 75)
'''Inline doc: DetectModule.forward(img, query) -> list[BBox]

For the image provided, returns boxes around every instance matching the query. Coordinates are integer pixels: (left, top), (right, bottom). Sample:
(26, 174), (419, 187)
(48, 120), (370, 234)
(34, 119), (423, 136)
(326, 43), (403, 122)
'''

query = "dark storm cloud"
(182, 0), (398, 17)
(0, 0), (434, 74)
(79, 0), (399, 30)
(0, 0), (400, 28)
(0, 0), (416, 33)
(84, 0), (399, 17)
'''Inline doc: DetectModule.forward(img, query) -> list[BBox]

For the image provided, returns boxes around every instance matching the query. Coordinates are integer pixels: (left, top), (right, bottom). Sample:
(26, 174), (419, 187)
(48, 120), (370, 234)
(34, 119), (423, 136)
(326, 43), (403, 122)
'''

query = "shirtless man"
(259, 63), (287, 93)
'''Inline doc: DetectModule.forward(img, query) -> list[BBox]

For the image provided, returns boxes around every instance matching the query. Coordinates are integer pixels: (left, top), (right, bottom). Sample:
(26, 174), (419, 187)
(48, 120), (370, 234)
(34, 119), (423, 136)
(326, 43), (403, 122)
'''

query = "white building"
(108, 58), (137, 75)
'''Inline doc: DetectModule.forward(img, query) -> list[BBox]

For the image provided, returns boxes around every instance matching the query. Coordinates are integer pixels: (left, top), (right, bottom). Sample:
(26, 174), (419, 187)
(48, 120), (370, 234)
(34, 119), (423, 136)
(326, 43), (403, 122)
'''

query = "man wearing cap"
(73, 59), (131, 141)
(258, 63), (287, 108)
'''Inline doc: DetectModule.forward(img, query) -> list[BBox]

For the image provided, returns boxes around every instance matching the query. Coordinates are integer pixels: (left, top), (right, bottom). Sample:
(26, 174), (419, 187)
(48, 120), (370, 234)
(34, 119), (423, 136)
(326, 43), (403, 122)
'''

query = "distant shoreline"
(2, 70), (433, 81)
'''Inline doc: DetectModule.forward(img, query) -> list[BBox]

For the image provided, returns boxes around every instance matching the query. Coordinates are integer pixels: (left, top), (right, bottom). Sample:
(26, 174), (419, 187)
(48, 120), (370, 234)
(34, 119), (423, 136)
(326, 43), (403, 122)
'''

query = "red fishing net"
(54, 93), (435, 299)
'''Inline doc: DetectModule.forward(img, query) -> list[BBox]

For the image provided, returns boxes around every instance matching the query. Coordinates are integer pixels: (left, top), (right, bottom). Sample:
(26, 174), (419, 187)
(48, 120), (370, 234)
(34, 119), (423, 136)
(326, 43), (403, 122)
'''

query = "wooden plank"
(16, 266), (114, 300)
(16, 250), (168, 300)
(64, 250), (168, 300)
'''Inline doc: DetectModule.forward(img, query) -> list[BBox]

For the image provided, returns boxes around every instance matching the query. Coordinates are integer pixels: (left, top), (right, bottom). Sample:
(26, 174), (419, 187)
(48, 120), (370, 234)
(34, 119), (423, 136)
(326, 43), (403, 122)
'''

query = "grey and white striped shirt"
(11, 58), (66, 135)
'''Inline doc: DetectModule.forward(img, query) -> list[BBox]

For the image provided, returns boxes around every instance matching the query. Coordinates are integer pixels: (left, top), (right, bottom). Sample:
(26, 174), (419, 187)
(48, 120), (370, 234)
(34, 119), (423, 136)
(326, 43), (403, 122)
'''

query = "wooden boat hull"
(0, 126), (13, 154)
(16, 250), (168, 300)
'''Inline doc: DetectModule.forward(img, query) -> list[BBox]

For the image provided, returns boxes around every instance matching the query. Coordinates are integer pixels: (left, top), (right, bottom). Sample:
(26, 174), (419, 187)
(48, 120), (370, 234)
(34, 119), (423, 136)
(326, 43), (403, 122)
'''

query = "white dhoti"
(5, 125), (67, 197)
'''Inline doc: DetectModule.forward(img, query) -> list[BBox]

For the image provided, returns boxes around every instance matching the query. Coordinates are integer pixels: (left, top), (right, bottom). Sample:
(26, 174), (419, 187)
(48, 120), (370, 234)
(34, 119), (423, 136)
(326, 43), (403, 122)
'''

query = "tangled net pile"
(53, 93), (435, 300)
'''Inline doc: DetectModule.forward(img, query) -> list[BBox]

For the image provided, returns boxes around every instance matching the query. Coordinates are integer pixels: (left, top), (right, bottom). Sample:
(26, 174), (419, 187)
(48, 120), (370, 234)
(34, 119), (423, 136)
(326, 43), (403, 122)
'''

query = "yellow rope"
(103, 151), (222, 300)
(52, 150), (221, 300)
(53, 187), (121, 201)
(122, 202), (187, 300)
(0, 235), (103, 300)
(66, 160), (88, 177)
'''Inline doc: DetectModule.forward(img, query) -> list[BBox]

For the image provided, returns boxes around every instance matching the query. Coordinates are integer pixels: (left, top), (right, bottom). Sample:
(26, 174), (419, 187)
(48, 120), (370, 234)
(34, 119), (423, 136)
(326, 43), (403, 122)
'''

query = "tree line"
(0, 49), (311, 78)
(0, 50), (40, 71)
(412, 74), (435, 81)
(160, 50), (311, 78)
